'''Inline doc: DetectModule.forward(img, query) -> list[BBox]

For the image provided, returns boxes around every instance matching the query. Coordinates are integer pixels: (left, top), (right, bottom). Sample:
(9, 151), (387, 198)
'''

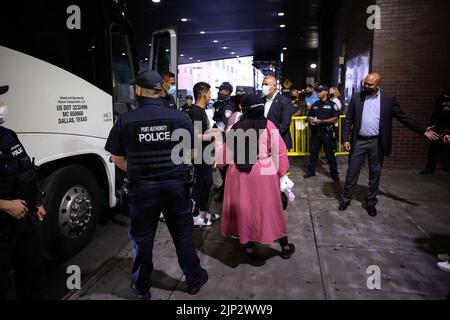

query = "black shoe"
(303, 172), (315, 179)
(339, 200), (350, 211)
(332, 175), (340, 182)
(420, 168), (435, 175)
(367, 206), (378, 217)
(188, 270), (208, 295)
(131, 284), (151, 300)
(281, 243), (296, 259)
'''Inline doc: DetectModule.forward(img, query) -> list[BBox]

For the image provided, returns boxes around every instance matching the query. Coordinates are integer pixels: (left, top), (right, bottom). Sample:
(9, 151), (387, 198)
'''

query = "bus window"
(150, 29), (177, 75)
(111, 24), (136, 115)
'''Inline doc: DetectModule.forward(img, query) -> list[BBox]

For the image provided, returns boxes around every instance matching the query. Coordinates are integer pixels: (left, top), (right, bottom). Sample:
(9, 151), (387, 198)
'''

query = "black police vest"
(124, 117), (183, 181)
(213, 99), (235, 125)
(0, 127), (39, 211)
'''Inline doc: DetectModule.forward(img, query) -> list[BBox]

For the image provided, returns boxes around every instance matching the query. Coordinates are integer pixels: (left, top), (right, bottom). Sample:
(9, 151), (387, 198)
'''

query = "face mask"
(0, 105), (7, 124)
(329, 93), (335, 99)
(262, 85), (272, 97)
(168, 86), (176, 95)
(218, 93), (229, 102)
(363, 86), (377, 95)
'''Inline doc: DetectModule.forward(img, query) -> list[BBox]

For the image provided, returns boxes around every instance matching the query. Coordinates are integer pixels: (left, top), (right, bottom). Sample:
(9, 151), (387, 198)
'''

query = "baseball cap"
(217, 82), (233, 93)
(317, 85), (330, 92)
(0, 85), (9, 95)
(135, 70), (163, 90)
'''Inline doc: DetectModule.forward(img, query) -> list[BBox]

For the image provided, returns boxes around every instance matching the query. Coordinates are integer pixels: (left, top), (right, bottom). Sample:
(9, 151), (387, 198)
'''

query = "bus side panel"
(18, 134), (117, 208)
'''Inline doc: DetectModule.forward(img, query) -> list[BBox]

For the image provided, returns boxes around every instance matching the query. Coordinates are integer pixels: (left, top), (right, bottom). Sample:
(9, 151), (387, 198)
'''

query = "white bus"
(0, 0), (177, 259)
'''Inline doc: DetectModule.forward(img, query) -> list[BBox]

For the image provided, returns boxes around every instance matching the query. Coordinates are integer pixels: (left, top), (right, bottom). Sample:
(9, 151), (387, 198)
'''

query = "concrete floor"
(66, 158), (450, 300)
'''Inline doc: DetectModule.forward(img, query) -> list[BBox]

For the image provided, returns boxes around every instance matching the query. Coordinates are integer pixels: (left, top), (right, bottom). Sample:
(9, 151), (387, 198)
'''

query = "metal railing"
(287, 115), (349, 157)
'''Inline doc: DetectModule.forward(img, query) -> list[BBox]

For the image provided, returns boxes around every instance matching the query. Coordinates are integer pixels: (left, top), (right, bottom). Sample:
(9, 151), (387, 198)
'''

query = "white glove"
(280, 175), (295, 192)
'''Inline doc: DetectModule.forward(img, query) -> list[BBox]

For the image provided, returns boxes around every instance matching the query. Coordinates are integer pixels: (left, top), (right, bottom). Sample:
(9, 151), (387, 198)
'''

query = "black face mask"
(218, 93), (229, 102)
(329, 93), (335, 99)
(363, 86), (377, 95)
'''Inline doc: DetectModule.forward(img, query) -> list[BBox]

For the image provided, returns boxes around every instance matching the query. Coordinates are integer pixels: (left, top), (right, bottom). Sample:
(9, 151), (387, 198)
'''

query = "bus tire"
(41, 165), (101, 260)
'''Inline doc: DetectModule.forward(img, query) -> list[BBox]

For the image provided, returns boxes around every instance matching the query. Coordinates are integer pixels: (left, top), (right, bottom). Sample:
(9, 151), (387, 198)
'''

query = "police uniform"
(0, 85), (45, 300)
(305, 87), (340, 180)
(105, 72), (207, 298)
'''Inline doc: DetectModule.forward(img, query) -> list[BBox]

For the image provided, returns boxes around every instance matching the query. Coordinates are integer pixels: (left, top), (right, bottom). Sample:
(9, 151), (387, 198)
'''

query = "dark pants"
(192, 164), (213, 214)
(127, 181), (204, 292)
(424, 139), (444, 171)
(0, 218), (45, 300)
(342, 137), (384, 207)
(308, 132), (339, 176)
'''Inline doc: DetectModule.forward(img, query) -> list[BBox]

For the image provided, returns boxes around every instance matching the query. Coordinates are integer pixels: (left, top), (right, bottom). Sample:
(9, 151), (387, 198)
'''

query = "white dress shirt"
(264, 91), (277, 118)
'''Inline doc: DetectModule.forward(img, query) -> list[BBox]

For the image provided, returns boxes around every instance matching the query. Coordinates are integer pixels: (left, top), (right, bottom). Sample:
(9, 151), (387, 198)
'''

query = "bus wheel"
(42, 165), (101, 260)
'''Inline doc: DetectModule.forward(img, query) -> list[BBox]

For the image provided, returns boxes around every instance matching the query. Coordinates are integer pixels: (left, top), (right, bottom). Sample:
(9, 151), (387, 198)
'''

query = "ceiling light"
(197, 60), (201, 62)
(283, 47), (288, 51)
(121, 53), (126, 56)
(181, 18), (188, 22)
(180, 54), (184, 57)
(165, 49), (170, 52)
(145, 58), (149, 61)
(200, 31), (206, 34)
(280, 24), (286, 28)
(222, 46), (229, 50)
(230, 52), (235, 55)
(278, 12), (285, 16)
(311, 64), (317, 69)
(148, 44), (152, 47)
(189, 57), (193, 60)
(213, 40), (219, 43)
(152, 0), (160, 3)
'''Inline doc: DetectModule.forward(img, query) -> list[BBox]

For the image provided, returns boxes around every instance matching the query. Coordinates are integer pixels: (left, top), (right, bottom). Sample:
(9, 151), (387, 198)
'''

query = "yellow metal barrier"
(287, 115), (349, 157)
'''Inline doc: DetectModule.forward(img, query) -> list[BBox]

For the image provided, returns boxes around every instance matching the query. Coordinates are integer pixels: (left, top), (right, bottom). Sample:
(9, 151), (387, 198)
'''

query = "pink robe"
(215, 121), (290, 245)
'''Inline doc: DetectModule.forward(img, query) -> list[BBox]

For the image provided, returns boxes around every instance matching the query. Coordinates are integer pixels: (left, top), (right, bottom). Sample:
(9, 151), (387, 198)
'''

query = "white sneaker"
(437, 261), (450, 272)
(199, 211), (220, 222)
(193, 215), (212, 227)
(437, 254), (450, 262)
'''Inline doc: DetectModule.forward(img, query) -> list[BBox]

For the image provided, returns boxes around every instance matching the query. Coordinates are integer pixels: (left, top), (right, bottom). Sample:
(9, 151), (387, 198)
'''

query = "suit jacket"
(264, 92), (293, 149)
(343, 92), (426, 156)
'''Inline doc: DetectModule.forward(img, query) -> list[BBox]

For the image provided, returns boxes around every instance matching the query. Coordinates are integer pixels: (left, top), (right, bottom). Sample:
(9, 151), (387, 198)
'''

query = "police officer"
(105, 71), (208, 300)
(212, 82), (236, 202)
(180, 95), (194, 114)
(304, 85), (340, 182)
(213, 82), (236, 130)
(0, 85), (46, 300)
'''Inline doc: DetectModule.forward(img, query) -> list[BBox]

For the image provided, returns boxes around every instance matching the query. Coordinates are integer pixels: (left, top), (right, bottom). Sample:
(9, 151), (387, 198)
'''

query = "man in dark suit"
(262, 76), (293, 149)
(339, 73), (440, 217)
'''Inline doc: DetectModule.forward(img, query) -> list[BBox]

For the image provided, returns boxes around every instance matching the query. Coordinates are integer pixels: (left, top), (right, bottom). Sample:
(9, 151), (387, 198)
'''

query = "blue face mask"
(168, 86), (176, 95)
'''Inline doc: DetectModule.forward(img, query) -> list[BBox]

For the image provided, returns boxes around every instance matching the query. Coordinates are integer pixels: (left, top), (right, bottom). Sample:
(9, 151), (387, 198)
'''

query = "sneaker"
(437, 261), (450, 272)
(438, 254), (450, 262)
(131, 283), (151, 300)
(199, 211), (220, 222)
(188, 269), (208, 295)
(159, 213), (166, 223)
(193, 215), (212, 227)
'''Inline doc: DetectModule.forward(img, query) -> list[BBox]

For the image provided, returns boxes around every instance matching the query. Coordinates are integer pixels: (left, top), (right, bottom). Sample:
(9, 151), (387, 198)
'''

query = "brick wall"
(372, 0), (450, 169)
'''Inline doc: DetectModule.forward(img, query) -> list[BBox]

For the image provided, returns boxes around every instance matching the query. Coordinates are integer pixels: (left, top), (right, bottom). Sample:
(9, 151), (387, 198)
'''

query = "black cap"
(135, 70), (163, 90)
(317, 84), (329, 92)
(0, 85), (9, 95)
(217, 82), (233, 93)
(186, 95), (193, 100)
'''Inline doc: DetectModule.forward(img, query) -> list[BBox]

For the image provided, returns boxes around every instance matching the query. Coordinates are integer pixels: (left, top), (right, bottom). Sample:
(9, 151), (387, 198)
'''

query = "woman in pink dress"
(215, 94), (295, 259)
